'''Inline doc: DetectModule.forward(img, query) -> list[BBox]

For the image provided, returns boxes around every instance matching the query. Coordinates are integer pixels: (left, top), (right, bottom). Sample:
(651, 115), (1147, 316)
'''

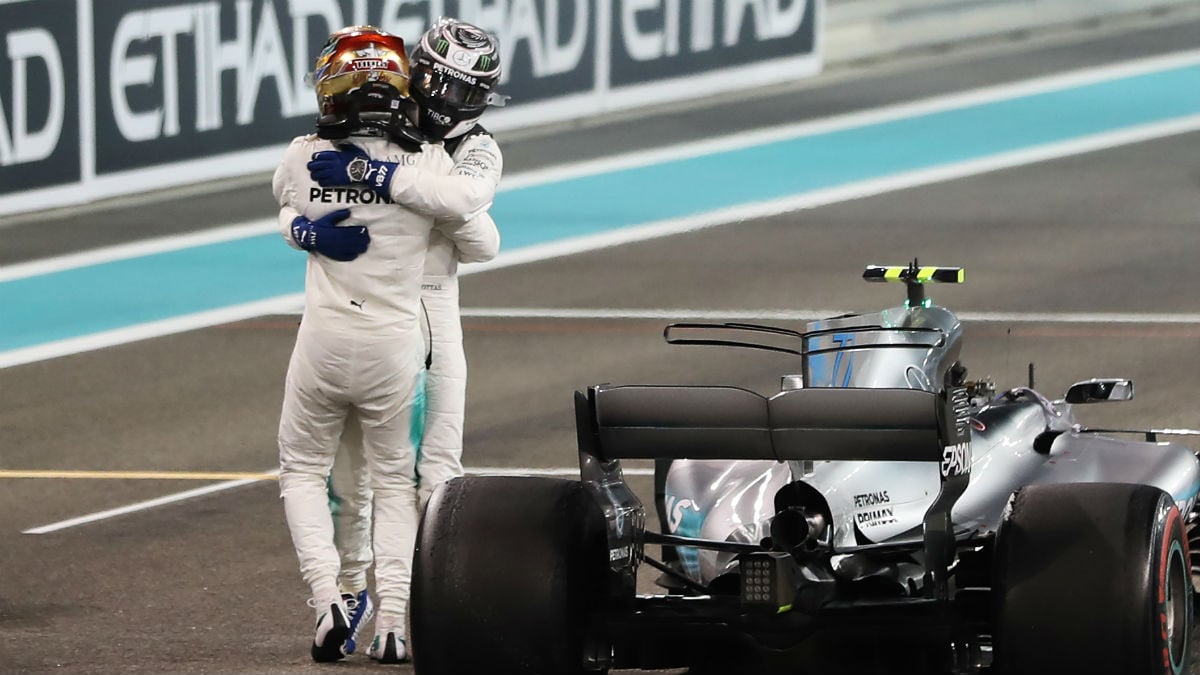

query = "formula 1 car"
(410, 262), (1199, 675)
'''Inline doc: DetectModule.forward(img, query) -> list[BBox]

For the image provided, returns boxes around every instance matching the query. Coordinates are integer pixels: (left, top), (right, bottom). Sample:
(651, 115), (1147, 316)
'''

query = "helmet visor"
(411, 65), (491, 111)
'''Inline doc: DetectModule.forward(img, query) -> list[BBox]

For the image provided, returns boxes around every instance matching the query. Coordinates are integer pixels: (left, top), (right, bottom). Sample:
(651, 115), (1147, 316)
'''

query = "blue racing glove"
(290, 209), (370, 262)
(307, 145), (398, 199)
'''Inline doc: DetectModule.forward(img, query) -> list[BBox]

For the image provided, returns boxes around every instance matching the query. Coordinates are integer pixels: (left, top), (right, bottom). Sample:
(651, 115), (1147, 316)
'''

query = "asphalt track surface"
(3, 14), (1200, 675)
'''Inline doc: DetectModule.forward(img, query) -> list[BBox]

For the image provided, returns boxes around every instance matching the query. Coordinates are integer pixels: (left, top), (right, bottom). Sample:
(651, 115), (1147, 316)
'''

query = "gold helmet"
(311, 26), (418, 142)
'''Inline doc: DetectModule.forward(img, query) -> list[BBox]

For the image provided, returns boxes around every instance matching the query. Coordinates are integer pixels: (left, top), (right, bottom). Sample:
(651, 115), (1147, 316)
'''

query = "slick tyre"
(410, 476), (608, 675)
(995, 482), (1192, 675)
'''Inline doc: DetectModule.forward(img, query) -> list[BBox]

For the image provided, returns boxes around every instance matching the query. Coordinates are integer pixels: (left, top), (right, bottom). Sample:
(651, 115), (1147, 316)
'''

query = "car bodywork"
(573, 263), (1200, 672)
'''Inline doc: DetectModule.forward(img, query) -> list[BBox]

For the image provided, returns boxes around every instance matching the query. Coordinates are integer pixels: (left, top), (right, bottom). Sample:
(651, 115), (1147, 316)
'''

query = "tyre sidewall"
(994, 483), (1192, 675)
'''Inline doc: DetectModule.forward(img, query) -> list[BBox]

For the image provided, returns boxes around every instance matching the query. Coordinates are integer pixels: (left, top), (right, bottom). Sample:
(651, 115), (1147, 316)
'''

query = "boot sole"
(371, 635), (408, 664)
(311, 611), (351, 663)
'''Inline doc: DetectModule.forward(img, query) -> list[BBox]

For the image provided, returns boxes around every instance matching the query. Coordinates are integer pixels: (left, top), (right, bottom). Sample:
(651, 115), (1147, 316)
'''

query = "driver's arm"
(386, 134), (502, 219)
(438, 211), (500, 264)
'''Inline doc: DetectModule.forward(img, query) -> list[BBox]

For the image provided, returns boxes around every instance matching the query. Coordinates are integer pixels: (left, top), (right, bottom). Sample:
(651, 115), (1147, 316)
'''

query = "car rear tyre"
(411, 475), (609, 675)
(994, 482), (1192, 675)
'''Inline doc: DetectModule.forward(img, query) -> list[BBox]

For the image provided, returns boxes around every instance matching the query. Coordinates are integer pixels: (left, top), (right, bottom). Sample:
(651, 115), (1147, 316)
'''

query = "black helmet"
(409, 18), (503, 140)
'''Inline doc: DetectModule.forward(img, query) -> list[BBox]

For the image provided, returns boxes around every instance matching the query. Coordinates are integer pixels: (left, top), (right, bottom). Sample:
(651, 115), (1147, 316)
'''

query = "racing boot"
(341, 590), (375, 655)
(368, 628), (408, 664)
(310, 598), (351, 662)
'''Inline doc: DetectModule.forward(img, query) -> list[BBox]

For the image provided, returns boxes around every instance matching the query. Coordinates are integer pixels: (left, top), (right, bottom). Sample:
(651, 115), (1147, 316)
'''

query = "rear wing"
(575, 383), (973, 600)
(583, 385), (960, 463)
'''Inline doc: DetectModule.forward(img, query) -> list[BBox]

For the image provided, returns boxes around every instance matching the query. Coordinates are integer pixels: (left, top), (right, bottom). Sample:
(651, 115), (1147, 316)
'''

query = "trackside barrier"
(0, 0), (822, 215)
(825, 0), (1198, 63)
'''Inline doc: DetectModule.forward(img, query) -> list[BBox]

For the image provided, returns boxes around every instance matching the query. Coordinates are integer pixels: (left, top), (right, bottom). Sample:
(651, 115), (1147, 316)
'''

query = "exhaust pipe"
(770, 506), (829, 557)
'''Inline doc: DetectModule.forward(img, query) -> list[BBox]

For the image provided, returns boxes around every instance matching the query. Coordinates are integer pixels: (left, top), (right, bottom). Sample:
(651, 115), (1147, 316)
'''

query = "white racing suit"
(274, 131), (497, 631)
(324, 129), (503, 595)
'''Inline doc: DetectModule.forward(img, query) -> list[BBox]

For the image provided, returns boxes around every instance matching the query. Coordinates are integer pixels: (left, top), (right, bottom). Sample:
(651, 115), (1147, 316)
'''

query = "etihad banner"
(0, 0), (822, 214)
(0, 0), (79, 196)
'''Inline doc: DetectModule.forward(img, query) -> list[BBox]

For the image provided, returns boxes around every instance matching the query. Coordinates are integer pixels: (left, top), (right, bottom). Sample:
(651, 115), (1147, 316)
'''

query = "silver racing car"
(410, 262), (1199, 675)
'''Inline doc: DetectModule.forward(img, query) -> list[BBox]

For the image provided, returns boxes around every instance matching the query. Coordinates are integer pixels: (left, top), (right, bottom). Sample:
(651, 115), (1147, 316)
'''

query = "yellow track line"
(0, 469), (279, 481)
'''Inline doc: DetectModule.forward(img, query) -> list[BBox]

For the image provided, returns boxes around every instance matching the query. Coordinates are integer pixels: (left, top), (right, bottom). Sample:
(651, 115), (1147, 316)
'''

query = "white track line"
(501, 49), (1200, 189)
(0, 218), (278, 283)
(462, 308), (840, 320)
(7, 106), (1200, 372)
(467, 466), (653, 477)
(0, 294), (304, 370)
(466, 114), (1200, 276)
(20, 466), (654, 534)
(3, 65), (1199, 373)
(18, 110), (1185, 368)
(9, 109), (1200, 374)
(0, 81), (1196, 372)
(22, 470), (281, 535)
(958, 311), (1200, 324)
(459, 307), (1200, 324)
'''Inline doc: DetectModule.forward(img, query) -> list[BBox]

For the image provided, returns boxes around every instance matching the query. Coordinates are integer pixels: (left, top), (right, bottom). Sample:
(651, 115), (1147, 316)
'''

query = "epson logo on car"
(941, 442), (972, 477)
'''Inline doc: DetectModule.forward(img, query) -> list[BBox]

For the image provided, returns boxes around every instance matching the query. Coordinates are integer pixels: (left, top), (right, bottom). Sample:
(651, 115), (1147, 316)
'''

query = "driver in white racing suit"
(274, 26), (497, 665)
(321, 18), (507, 659)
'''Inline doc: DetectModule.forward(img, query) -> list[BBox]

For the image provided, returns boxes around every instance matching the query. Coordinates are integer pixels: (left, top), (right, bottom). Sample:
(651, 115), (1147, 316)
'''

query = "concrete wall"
(825, 0), (1198, 63)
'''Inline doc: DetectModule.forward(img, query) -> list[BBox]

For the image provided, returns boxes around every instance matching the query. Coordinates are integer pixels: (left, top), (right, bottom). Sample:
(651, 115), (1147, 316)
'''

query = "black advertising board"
(0, 0), (80, 194)
(0, 0), (820, 211)
(609, 0), (817, 86)
(92, 0), (331, 174)
(90, 0), (598, 174)
(419, 0), (599, 105)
